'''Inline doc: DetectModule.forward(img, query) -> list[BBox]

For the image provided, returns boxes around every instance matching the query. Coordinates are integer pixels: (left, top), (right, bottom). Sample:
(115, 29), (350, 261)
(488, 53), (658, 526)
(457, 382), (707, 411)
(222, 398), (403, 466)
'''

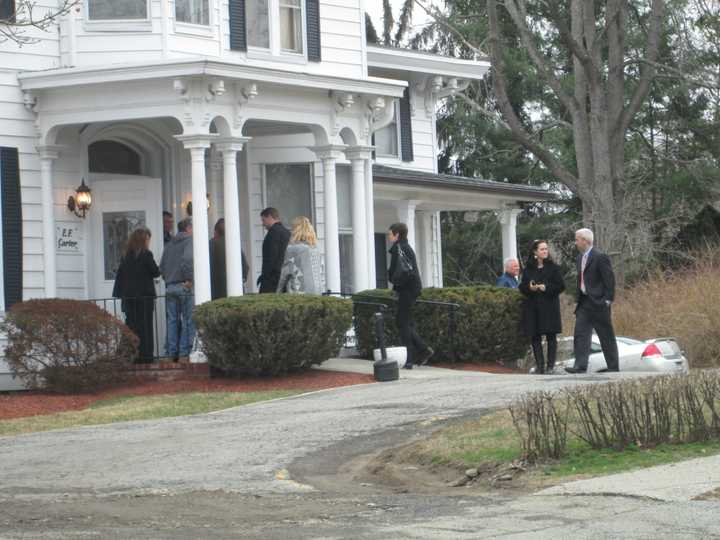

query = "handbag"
(391, 245), (415, 287)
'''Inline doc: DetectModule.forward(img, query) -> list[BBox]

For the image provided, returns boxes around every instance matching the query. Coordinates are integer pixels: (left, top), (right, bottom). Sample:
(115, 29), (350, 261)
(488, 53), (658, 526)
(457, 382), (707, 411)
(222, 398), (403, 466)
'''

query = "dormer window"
(176, 0), (209, 25)
(88, 0), (148, 20)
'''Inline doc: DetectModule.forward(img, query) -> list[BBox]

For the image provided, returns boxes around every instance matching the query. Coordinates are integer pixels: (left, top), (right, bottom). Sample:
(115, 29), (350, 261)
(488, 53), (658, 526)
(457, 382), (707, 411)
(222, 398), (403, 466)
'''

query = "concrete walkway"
(315, 356), (497, 378)
(539, 454), (720, 501)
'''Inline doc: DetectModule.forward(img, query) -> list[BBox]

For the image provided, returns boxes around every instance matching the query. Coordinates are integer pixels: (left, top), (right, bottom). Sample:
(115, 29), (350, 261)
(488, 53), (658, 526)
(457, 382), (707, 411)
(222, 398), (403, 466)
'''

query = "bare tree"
(416, 0), (668, 259)
(1, 1), (81, 46)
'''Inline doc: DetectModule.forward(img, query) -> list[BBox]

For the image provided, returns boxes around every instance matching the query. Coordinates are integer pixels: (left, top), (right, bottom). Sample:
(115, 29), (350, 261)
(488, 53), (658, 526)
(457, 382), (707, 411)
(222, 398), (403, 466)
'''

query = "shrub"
(1, 299), (138, 393)
(353, 286), (527, 364)
(509, 371), (720, 463)
(193, 294), (352, 376)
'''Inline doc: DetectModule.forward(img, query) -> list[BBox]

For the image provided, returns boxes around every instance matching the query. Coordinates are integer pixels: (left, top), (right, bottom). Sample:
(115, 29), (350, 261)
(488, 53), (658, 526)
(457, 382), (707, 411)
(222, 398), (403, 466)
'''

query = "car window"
(617, 337), (643, 345)
(590, 343), (602, 353)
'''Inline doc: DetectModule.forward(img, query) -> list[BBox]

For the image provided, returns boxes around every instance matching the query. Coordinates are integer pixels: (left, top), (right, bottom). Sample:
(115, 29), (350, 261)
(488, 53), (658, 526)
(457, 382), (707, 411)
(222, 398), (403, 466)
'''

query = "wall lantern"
(67, 179), (92, 219)
(186, 194), (210, 216)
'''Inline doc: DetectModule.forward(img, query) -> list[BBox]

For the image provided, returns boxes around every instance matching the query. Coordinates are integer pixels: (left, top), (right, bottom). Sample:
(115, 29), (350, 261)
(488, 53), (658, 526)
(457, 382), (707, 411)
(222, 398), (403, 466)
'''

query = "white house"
(0, 0), (553, 317)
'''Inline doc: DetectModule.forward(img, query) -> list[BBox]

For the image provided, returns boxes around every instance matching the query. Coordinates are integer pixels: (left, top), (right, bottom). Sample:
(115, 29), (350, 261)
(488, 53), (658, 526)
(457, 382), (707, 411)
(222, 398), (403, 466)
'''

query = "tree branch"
(502, 0), (581, 116)
(0, 0), (80, 45)
(486, 0), (580, 194)
(413, 0), (489, 57)
(620, 0), (665, 134)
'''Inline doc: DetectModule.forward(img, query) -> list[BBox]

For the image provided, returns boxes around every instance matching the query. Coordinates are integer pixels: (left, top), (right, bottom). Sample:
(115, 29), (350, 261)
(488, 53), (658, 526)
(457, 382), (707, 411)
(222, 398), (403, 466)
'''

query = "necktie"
(580, 253), (588, 293)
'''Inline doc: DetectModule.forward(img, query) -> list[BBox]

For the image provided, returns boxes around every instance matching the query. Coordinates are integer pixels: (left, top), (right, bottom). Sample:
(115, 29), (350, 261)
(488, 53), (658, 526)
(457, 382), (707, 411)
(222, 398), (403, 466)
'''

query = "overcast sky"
(364, 0), (440, 34)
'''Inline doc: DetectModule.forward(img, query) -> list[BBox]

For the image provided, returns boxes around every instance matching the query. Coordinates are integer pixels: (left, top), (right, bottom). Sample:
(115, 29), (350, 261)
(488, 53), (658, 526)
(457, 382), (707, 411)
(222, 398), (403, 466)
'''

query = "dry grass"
(0, 390), (302, 437)
(561, 251), (720, 368)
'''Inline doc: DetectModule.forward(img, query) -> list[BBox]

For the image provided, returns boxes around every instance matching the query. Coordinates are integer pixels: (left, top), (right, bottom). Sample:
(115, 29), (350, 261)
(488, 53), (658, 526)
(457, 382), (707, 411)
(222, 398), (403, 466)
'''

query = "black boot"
(531, 338), (545, 374)
(546, 335), (558, 374)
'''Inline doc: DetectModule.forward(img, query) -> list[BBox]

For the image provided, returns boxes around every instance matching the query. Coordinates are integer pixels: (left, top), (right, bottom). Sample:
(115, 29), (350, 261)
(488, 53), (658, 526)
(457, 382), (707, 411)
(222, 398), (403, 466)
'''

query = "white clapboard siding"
(0, 4), (62, 305)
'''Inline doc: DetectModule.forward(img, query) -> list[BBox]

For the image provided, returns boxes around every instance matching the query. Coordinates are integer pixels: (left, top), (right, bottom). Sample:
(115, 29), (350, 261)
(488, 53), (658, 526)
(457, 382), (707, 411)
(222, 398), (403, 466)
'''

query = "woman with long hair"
(519, 240), (566, 374)
(388, 222), (433, 369)
(112, 227), (160, 363)
(277, 216), (324, 294)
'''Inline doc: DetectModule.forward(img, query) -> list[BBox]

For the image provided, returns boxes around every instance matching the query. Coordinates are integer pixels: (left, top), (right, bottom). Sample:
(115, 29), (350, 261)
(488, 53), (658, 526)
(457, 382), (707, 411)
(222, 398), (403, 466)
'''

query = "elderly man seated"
(496, 258), (520, 289)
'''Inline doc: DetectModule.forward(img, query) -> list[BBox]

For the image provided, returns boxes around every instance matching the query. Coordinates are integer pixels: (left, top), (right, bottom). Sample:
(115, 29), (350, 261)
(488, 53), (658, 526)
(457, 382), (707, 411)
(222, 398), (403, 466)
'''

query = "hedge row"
(194, 294), (352, 376)
(352, 286), (527, 364)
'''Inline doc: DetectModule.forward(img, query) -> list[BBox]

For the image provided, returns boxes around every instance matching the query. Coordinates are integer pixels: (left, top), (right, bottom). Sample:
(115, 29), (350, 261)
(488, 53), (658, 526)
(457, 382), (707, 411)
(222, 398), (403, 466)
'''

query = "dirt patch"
(693, 487), (720, 500)
(0, 370), (374, 420)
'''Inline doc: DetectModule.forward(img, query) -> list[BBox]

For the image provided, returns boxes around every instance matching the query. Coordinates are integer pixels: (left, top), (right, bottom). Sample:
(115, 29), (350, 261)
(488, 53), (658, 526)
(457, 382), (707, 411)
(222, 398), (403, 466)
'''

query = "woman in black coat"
(388, 223), (434, 369)
(112, 228), (160, 363)
(519, 240), (566, 374)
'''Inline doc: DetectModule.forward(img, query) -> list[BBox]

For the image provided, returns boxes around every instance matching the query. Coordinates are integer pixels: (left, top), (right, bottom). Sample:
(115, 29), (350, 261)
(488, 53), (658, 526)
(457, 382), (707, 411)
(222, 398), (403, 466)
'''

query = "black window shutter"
(0, 0), (15, 21)
(229, 0), (247, 52)
(306, 0), (321, 62)
(399, 88), (414, 162)
(0, 147), (22, 310)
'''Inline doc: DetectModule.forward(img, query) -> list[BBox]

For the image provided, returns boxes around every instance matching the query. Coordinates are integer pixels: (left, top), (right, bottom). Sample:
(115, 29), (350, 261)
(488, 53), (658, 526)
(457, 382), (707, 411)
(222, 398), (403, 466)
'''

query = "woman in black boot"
(519, 240), (565, 374)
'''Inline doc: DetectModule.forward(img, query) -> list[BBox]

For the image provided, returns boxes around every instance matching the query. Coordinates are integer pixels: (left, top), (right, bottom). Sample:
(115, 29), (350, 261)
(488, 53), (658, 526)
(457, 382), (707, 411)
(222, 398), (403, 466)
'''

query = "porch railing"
(323, 291), (461, 360)
(89, 294), (194, 363)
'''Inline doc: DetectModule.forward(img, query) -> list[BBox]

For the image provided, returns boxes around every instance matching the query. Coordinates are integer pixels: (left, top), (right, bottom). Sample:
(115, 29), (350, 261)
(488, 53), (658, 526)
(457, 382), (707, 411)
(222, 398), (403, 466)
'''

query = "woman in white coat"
(277, 216), (324, 294)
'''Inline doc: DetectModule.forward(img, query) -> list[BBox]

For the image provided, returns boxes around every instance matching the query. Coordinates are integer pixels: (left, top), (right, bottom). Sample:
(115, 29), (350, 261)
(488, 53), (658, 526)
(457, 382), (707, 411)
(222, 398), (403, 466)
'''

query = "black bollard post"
(373, 311), (399, 382)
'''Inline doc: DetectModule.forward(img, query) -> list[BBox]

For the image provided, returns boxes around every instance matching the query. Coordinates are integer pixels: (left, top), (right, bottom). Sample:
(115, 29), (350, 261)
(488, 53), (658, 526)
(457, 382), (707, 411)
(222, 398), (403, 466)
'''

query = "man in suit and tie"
(566, 228), (620, 373)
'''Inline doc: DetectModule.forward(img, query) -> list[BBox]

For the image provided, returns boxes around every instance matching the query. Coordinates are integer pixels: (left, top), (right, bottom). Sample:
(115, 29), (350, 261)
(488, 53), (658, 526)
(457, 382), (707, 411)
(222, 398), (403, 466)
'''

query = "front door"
(88, 174), (163, 301)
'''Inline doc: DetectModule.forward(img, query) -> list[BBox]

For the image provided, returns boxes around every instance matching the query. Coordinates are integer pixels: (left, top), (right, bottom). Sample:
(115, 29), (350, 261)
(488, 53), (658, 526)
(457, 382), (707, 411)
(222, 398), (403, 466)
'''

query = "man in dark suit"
(258, 207), (290, 293)
(566, 228), (620, 373)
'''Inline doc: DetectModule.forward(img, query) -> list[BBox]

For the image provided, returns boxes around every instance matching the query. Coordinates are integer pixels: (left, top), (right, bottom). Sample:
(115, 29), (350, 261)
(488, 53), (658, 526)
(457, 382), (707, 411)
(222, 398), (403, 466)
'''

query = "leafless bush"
(510, 372), (720, 462)
(509, 391), (568, 462)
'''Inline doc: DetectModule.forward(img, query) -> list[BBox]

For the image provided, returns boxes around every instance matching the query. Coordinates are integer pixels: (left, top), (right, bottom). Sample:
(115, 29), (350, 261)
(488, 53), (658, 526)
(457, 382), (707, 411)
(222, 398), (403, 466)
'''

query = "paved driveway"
(1, 368), (634, 500)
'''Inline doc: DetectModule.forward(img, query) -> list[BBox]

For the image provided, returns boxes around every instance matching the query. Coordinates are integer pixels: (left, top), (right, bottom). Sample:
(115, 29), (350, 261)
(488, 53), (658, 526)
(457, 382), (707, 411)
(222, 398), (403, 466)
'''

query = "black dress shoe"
(403, 364), (414, 370)
(417, 347), (435, 366)
(565, 366), (587, 374)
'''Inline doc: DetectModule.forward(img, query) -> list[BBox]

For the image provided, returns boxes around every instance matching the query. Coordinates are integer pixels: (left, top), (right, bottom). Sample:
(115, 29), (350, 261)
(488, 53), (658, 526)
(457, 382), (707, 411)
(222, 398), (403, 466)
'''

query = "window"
(103, 211), (146, 280)
(176, 0), (209, 25)
(0, 0), (15, 22)
(88, 140), (142, 175)
(265, 164), (313, 224)
(280, 0), (303, 53)
(247, 0), (270, 48)
(88, 0), (147, 20)
(373, 102), (400, 158)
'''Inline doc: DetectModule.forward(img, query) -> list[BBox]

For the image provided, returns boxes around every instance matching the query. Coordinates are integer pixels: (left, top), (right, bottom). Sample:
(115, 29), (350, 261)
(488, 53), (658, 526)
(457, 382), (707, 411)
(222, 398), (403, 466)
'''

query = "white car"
(529, 336), (689, 374)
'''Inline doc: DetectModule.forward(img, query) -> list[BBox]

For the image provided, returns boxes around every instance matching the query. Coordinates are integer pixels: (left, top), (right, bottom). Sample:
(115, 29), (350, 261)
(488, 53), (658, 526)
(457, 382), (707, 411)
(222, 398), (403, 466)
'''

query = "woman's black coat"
(112, 250), (160, 310)
(518, 261), (565, 336)
(388, 240), (422, 297)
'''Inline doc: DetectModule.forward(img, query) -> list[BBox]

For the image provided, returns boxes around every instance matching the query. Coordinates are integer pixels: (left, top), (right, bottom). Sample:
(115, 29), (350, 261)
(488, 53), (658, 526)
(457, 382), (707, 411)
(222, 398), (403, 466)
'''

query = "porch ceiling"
(373, 164), (556, 209)
(18, 58), (407, 98)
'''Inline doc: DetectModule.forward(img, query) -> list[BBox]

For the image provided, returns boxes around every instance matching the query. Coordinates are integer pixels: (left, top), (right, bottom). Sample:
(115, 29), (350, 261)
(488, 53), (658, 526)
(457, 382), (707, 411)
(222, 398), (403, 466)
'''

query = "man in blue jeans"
(160, 217), (194, 362)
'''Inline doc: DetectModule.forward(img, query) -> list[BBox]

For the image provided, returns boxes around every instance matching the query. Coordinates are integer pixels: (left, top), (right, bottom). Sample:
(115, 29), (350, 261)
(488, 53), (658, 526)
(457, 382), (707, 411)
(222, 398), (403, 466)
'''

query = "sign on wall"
(56, 224), (83, 253)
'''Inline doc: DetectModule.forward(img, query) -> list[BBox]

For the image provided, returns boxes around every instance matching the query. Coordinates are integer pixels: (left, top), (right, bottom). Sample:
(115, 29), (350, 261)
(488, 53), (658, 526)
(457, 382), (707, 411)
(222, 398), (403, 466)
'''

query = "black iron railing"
(89, 294), (195, 362)
(324, 291), (461, 360)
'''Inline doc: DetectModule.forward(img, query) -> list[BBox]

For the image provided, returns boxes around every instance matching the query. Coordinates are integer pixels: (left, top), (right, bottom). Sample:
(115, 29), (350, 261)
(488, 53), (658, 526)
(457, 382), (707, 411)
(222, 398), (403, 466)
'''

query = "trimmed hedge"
(1, 299), (138, 393)
(194, 294), (352, 376)
(353, 287), (526, 364)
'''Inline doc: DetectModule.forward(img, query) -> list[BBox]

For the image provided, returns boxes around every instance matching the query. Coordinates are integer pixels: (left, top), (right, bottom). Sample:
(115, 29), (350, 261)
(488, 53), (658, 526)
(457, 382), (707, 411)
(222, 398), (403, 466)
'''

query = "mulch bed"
(0, 370), (374, 421)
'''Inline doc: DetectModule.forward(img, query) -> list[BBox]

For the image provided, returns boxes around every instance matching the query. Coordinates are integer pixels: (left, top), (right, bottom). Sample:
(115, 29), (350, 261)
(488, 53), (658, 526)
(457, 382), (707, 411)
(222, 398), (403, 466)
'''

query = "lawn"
(412, 409), (720, 481)
(0, 390), (303, 437)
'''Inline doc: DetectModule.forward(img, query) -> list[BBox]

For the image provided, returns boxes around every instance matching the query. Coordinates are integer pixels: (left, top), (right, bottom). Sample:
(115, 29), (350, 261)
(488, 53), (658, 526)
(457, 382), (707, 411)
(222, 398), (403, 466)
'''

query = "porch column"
(419, 211), (434, 286)
(394, 200), (418, 248)
(175, 134), (218, 305)
(499, 208), (523, 263)
(309, 145), (346, 293)
(364, 157), (377, 288)
(37, 145), (61, 298)
(345, 146), (373, 292)
(216, 137), (250, 297)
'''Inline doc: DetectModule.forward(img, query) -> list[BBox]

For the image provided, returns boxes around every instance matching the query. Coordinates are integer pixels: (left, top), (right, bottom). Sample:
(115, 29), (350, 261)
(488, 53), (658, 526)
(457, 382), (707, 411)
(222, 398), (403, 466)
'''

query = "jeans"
(165, 283), (195, 358)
